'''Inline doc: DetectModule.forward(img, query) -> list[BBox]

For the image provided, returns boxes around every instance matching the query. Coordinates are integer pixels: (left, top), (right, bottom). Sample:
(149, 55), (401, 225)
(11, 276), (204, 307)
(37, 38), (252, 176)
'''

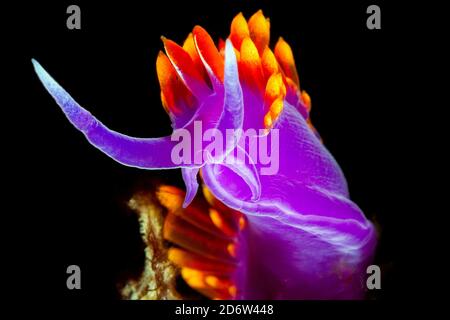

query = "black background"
(9, 0), (424, 306)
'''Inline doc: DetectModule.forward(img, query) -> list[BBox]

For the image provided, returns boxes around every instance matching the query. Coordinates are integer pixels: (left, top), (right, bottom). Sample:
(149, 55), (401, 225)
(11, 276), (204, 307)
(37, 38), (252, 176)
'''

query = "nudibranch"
(33, 10), (377, 299)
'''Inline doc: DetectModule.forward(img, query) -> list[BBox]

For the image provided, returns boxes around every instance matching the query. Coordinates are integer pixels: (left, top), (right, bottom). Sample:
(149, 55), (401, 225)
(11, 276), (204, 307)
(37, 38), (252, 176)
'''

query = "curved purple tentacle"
(32, 59), (188, 170)
(181, 167), (200, 208)
(180, 40), (247, 206)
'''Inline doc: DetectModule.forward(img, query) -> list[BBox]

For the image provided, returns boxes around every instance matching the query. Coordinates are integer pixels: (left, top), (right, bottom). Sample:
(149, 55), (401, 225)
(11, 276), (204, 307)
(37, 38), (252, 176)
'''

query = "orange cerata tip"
(240, 37), (260, 64)
(269, 97), (284, 119)
(167, 248), (236, 274)
(248, 10), (270, 55)
(230, 12), (250, 50)
(274, 37), (300, 87)
(181, 267), (234, 299)
(301, 90), (312, 112)
(240, 37), (264, 90)
(265, 72), (286, 106)
(261, 47), (279, 80)
(217, 38), (226, 57)
(182, 32), (210, 84)
(264, 112), (273, 129)
(193, 25), (224, 82)
(209, 208), (238, 237)
(156, 51), (193, 115)
(182, 33), (196, 58)
(162, 36), (211, 97)
(205, 276), (233, 290)
(156, 185), (185, 212)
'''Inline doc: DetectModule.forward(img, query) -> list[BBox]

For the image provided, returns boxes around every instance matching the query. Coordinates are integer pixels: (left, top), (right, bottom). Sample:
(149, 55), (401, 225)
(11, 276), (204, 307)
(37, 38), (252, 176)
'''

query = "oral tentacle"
(179, 40), (244, 205)
(215, 40), (244, 158)
(182, 167), (200, 208)
(32, 59), (184, 169)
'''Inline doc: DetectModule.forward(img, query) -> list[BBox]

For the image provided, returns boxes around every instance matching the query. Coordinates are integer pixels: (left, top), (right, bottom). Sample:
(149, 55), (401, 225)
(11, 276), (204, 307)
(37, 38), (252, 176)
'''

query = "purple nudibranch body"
(32, 10), (377, 299)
